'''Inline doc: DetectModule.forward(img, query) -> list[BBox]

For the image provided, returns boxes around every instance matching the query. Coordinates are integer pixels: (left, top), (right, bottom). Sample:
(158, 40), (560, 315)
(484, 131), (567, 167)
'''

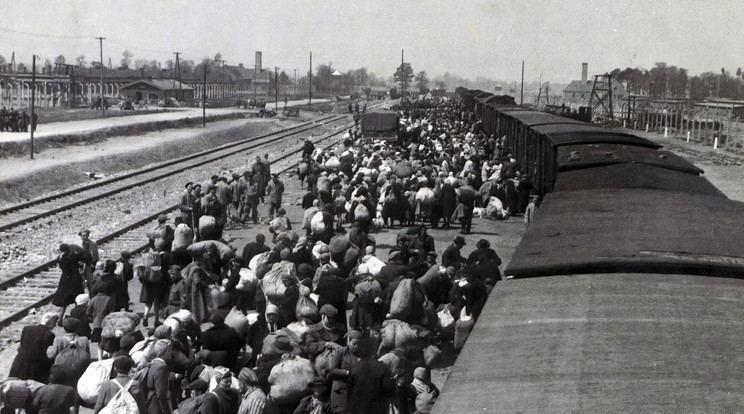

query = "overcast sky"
(1, 0), (741, 84)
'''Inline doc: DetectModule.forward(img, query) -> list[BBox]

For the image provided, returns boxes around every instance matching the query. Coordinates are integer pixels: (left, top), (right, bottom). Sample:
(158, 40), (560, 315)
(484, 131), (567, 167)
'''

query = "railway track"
(0, 114), (345, 234)
(0, 115), (356, 329)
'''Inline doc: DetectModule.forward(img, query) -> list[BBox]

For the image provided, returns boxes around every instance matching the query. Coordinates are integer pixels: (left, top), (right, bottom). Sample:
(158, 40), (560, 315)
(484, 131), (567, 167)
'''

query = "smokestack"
(581, 63), (588, 83)
(255, 51), (262, 73)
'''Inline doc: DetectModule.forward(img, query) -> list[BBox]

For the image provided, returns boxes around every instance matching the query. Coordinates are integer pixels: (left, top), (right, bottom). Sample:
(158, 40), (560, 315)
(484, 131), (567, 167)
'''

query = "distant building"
(693, 100), (744, 118)
(563, 63), (627, 109)
(120, 79), (194, 104)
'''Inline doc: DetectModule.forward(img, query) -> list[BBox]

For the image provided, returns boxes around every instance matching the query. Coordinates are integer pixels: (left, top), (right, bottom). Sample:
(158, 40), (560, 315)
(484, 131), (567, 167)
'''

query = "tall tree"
(120, 50), (133, 70)
(76, 55), (86, 68)
(415, 71), (429, 93)
(394, 62), (414, 92)
(54, 55), (66, 65)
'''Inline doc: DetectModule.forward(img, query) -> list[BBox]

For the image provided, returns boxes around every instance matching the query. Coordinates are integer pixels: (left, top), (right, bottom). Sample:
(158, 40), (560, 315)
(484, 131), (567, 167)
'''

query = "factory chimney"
(255, 51), (262, 73)
(581, 62), (588, 84)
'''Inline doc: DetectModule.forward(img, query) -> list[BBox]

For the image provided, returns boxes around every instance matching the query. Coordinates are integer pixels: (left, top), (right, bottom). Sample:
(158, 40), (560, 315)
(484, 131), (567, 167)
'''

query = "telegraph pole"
(30, 55), (36, 159)
(294, 69), (297, 96)
(174, 52), (181, 100)
(309, 52), (312, 109)
(203, 65), (207, 127)
(275, 66), (279, 112)
(96, 36), (106, 116)
(520, 60), (524, 105)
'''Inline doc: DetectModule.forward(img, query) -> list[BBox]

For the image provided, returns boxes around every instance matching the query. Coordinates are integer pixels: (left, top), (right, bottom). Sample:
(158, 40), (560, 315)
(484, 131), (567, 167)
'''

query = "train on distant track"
(433, 88), (744, 413)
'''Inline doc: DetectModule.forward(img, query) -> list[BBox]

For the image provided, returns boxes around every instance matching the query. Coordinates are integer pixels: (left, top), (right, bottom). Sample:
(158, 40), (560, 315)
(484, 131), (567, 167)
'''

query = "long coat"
(52, 247), (88, 307)
(440, 183), (457, 220)
(182, 261), (217, 324)
(347, 358), (395, 414)
(145, 358), (172, 414)
(9, 324), (56, 382)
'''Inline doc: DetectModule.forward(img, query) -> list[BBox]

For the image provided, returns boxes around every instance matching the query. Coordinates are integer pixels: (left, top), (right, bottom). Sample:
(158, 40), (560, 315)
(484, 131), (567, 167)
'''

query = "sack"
(436, 308), (455, 335)
(262, 331), (299, 357)
(343, 243), (361, 268)
(130, 362), (151, 389)
(269, 217), (289, 234)
(0, 379), (44, 410)
(416, 187), (435, 204)
(198, 215), (217, 239)
(187, 240), (235, 261)
(224, 306), (251, 339)
(310, 211), (326, 234)
(236, 267), (258, 292)
(334, 197), (347, 214)
(378, 319), (418, 354)
(328, 233), (350, 256)
(324, 156), (341, 170)
(173, 223), (194, 252)
(417, 265), (446, 294)
(268, 354), (316, 405)
(302, 208), (318, 230)
(454, 315), (475, 351)
(98, 380), (139, 414)
(262, 262), (297, 304)
(77, 358), (116, 404)
(178, 394), (212, 414)
(423, 344), (442, 366)
(451, 203), (465, 224)
(101, 311), (141, 339)
(354, 276), (382, 304)
(363, 256), (386, 276)
(53, 339), (90, 383)
(314, 345), (343, 377)
(136, 251), (163, 283)
(389, 279), (416, 320)
(295, 285), (318, 321)
(249, 251), (271, 272)
(353, 203), (370, 221)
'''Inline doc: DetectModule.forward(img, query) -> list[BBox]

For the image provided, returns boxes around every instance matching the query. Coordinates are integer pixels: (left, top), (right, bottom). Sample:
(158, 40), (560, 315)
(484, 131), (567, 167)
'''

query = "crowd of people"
(3, 95), (537, 414)
(0, 106), (38, 133)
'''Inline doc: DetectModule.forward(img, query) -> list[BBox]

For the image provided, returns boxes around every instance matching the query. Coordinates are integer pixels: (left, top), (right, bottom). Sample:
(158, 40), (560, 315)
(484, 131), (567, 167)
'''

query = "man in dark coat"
(302, 305), (346, 361)
(466, 238), (503, 282)
(442, 236), (467, 268)
(9, 312), (58, 383)
(439, 181), (457, 229)
(201, 314), (243, 371)
(144, 340), (173, 414)
(315, 267), (349, 327)
(332, 338), (395, 414)
(241, 233), (270, 265)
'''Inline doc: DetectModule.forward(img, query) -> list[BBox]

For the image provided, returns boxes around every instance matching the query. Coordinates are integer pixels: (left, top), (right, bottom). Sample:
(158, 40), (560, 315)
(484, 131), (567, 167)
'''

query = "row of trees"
(610, 62), (744, 100)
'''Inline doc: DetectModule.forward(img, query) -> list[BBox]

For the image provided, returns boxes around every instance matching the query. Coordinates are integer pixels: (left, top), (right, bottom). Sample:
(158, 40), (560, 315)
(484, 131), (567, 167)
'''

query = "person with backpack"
(94, 356), (146, 413)
(141, 340), (173, 414)
(46, 318), (91, 388)
(30, 365), (78, 414)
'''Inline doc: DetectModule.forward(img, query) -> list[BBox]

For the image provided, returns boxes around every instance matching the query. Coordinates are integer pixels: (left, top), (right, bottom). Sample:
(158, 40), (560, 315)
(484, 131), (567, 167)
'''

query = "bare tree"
(76, 55), (86, 68)
(120, 50), (133, 69)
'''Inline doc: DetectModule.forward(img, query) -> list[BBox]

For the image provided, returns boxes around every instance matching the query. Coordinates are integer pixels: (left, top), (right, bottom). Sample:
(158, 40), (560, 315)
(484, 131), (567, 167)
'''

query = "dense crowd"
(2, 96), (537, 414)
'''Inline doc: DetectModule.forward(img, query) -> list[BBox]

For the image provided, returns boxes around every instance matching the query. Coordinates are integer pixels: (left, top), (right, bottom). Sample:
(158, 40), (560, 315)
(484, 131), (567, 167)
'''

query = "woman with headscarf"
(201, 371), (241, 414)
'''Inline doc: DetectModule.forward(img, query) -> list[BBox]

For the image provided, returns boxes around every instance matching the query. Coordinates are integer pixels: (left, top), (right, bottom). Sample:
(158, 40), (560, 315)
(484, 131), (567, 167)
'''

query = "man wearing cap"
(143, 340), (173, 414)
(113, 251), (134, 311)
(251, 156), (267, 204)
(229, 173), (244, 222)
(466, 238), (503, 282)
(9, 312), (58, 383)
(266, 172), (284, 220)
(237, 368), (265, 414)
(294, 377), (332, 414)
(330, 330), (363, 413)
(179, 182), (199, 230)
(242, 174), (260, 224)
(442, 236), (467, 268)
(79, 229), (99, 286)
(302, 304), (346, 361)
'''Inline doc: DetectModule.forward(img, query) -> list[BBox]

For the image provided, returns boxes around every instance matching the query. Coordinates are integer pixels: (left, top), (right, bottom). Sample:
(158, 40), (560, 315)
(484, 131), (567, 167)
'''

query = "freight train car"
(434, 89), (744, 413)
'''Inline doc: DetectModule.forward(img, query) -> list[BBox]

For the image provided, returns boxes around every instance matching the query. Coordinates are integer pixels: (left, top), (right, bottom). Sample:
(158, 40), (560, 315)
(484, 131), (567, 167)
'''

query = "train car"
(361, 109), (400, 141)
(435, 88), (744, 413)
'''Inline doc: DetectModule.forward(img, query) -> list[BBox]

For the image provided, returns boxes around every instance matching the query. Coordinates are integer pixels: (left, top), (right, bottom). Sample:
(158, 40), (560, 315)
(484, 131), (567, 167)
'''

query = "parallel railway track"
(0, 113), (356, 329)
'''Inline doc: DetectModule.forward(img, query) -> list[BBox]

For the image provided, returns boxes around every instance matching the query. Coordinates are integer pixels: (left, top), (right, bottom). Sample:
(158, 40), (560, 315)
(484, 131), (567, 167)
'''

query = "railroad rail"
(0, 114), (346, 234)
(0, 123), (352, 329)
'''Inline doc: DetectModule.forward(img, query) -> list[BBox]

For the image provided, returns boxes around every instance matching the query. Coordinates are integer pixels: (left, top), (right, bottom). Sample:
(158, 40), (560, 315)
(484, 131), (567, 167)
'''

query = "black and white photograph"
(0, 1), (743, 413)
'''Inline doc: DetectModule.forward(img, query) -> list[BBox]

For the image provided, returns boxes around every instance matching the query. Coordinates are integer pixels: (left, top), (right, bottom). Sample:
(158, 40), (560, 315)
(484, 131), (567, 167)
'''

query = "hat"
(453, 236), (466, 245)
(319, 252), (331, 260)
(184, 181), (193, 188)
(297, 263), (313, 277)
(157, 214), (168, 223)
(347, 330), (363, 341)
(120, 334), (138, 351)
(476, 239), (490, 249)
(113, 356), (135, 374)
(277, 207), (286, 215)
(319, 304), (338, 316)
(78, 229), (90, 236)
(275, 336), (293, 352)
(238, 368), (259, 385)
(188, 379), (209, 393)
(266, 304), (280, 316)
(120, 250), (132, 259)
(232, 173), (240, 179)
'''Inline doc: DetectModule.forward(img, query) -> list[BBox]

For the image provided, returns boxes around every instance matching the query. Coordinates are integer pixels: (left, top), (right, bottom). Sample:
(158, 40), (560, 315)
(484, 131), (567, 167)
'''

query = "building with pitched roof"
(120, 79), (194, 104)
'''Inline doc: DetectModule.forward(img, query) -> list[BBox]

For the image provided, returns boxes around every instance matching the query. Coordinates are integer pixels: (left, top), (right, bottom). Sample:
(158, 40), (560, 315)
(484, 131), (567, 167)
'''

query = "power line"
(0, 26), (88, 40)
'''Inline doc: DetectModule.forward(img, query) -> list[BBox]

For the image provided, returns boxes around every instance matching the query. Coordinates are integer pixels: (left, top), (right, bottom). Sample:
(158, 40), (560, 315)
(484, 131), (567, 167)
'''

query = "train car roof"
(553, 163), (725, 197)
(483, 95), (517, 105)
(505, 188), (744, 278)
(532, 124), (662, 147)
(433, 273), (744, 413)
(498, 109), (588, 127)
(557, 144), (704, 175)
